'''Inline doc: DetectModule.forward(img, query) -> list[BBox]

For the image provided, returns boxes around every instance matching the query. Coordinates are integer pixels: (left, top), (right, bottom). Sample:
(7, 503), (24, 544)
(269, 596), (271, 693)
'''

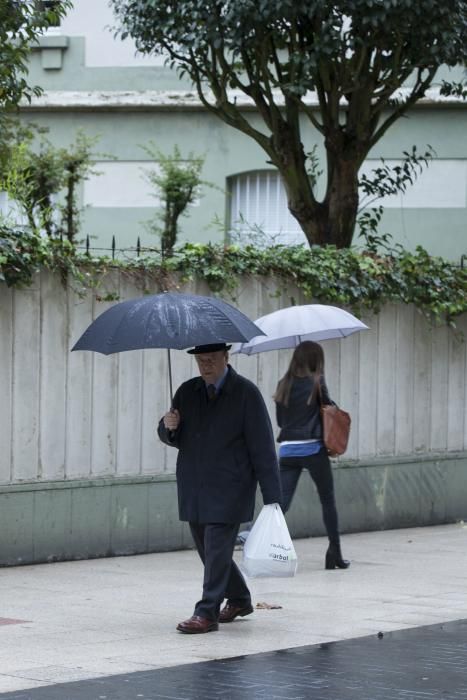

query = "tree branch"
(188, 55), (274, 158)
(369, 66), (438, 147)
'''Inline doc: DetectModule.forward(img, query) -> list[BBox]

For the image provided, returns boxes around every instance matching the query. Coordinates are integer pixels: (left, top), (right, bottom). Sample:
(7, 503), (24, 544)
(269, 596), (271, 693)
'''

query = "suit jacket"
(158, 366), (282, 523)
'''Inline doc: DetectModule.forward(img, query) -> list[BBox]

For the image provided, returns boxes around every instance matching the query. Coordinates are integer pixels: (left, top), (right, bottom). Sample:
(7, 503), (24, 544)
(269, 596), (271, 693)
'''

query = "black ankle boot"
(325, 542), (350, 570)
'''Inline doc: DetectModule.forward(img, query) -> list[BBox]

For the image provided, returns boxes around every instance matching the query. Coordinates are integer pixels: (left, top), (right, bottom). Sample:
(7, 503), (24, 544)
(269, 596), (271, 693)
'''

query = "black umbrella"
(71, 292), (264, 401)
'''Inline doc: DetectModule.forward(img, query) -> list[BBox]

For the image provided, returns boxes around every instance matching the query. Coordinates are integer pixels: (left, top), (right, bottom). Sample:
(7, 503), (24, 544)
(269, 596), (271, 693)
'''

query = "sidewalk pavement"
(0, 523), (466, 696)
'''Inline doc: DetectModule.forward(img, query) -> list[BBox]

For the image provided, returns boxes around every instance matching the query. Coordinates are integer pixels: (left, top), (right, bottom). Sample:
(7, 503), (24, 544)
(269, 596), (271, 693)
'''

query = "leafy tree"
(111, 0), (467, 248)
(1, 131), (100, 244)
(357, 145), (434, 252)
(142, 144), (210, 258)
(0, 0), (71, 109)
(60, 131), (101, 244)
(1, 136), (64, 235)
(0, 1), (71, 185)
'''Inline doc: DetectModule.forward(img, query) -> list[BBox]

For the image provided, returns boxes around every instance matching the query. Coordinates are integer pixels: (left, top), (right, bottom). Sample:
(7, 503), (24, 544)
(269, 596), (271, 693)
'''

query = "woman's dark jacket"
(158, 365), (282, 524)
(275, 375), (333, 443)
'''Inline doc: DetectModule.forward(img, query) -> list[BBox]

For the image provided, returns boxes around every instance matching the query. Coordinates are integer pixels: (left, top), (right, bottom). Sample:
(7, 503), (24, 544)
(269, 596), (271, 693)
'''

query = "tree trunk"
(269, 119), (362, 248)
(65, 170), (76, 244)
(323, 155), (360, 249)
(270, 122), (329, 247)
(283, 153), (360, 249)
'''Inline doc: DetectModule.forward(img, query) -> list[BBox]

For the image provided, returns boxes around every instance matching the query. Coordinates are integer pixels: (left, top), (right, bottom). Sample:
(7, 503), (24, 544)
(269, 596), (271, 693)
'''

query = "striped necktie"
(207, 384), (216, 401)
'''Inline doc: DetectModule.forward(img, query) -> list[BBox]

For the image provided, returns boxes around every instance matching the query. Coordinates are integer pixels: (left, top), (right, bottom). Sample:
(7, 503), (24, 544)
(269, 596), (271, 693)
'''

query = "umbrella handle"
(167, 348), (173, 406)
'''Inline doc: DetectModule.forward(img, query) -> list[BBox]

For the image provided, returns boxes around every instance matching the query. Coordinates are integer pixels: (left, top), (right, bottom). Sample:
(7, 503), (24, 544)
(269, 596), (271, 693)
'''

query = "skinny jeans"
(280, 447), (340, 545)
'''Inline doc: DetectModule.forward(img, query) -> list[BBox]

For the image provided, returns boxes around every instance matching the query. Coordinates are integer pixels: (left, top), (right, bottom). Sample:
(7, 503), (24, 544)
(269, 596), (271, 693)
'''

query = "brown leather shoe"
(176, 615), (219, 634)
(219, 602), (254, 623)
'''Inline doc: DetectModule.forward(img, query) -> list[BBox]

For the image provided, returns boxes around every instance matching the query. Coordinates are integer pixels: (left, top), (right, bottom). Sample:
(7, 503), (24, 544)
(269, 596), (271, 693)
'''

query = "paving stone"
(1, 619), (466, 699)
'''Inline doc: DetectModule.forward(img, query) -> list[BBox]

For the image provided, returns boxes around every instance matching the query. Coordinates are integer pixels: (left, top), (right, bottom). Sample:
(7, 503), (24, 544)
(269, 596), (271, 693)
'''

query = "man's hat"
(187, 342), (232, 354)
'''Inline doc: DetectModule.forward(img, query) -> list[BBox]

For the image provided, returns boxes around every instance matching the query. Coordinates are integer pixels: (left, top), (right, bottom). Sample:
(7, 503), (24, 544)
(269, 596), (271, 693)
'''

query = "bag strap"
(316, 375), (337, 409)
(315, 373), (323, 407)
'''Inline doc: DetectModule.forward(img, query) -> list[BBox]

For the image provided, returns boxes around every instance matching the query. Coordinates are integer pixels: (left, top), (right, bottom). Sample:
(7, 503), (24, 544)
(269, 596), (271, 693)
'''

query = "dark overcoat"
(158, 366), (282, 523)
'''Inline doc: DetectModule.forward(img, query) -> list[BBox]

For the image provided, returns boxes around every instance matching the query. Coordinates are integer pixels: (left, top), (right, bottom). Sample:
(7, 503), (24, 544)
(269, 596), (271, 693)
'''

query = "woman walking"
(274, 341), (349, 569)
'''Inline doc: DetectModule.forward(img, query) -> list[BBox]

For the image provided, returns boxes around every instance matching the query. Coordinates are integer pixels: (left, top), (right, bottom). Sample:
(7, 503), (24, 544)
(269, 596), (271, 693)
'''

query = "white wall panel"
(39, 271), (67, 480)
(0, 285), (13, 483)
(447, 315), (466, 451)
(338, 332), (360, 459)
(376, 305), (397, 455)
(66, 288), (93, 478)
(395, 305), (415, 455)
(90, 297), (119, 476)
(256, 279), (286, 428)
(413, 311), (432, 452)
(321, 338), (340, 406)
(1, 273), (466, 485)
(12, 285), (41, 480)
(141, 348), (170, 474)
(357, 312), (378, 458)
(116, 280), (143, 476)
(430, 324), (450, 452)
(229, 277), (260, 387)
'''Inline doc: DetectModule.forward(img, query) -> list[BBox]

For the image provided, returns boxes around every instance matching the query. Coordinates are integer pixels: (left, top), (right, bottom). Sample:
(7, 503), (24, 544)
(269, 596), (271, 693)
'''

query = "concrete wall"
(1, 453), (465, 566)
(0, 272), (466, 565)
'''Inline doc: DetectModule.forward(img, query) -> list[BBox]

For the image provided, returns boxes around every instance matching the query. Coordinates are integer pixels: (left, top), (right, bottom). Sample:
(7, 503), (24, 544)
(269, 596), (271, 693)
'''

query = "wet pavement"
(2, 619), (466, 699)
(1, 524), (467, 698)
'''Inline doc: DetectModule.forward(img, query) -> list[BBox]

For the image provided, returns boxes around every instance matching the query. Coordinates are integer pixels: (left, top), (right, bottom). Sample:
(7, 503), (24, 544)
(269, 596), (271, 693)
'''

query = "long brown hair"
(274, 341), (325, 406)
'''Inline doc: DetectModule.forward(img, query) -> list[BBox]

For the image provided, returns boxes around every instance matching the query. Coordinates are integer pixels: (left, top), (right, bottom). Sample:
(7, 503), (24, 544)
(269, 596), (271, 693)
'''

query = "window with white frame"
(228, 170), (307, 246)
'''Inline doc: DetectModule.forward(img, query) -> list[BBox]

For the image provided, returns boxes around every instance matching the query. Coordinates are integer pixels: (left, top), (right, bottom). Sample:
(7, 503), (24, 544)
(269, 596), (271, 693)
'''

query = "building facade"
(17, 0), (467, 260)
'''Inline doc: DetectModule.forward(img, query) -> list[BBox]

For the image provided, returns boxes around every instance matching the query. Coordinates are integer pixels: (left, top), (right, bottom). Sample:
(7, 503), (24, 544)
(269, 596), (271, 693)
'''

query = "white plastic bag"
(240, 504), (298, 578)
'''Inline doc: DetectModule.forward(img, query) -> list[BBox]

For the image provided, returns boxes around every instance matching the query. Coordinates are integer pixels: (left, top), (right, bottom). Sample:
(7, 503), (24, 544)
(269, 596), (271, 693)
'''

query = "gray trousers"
(189, 522), (251, 621)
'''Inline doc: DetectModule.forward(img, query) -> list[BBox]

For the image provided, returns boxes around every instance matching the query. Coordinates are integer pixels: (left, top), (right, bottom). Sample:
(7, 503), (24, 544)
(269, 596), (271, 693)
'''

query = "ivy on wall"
(169, 243), (467, 323)
(0, 227), (466, 327)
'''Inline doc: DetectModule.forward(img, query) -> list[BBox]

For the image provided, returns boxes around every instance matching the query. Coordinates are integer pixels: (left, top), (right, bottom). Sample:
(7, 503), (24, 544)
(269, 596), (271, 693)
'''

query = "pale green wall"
(21, 35), (467, 260)
(28, 38), (192, 92)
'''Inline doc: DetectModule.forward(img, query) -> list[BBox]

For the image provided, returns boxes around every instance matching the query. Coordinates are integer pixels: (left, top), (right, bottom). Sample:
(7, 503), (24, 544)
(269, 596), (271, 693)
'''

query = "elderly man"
(158, 342), (282, 634)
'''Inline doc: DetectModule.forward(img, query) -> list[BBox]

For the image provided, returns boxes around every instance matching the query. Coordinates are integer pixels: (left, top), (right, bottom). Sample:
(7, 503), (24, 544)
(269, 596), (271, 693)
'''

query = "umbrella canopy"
(72, 292), (264, 354)
(232, 304), (369, 355)
(71, 292), (265, 401)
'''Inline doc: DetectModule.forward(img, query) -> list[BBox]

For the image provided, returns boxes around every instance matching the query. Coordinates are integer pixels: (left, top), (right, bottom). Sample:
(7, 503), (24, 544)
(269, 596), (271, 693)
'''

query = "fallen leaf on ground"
(255, 601), (283, 610)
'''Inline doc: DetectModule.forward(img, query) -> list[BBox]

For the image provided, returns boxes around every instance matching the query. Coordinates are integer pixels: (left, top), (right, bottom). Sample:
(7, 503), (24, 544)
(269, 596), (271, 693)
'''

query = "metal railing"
(75, 235), (467, 268)
(77, 235), (149, 259)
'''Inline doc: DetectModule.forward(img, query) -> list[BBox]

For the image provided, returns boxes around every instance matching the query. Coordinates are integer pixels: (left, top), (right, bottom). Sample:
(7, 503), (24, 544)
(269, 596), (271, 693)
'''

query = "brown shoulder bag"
(317, 380), (351, 457)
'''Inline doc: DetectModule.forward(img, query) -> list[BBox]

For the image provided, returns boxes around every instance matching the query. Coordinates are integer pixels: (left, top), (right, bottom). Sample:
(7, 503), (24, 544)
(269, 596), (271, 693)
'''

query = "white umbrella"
(232, 304), (369, 355)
